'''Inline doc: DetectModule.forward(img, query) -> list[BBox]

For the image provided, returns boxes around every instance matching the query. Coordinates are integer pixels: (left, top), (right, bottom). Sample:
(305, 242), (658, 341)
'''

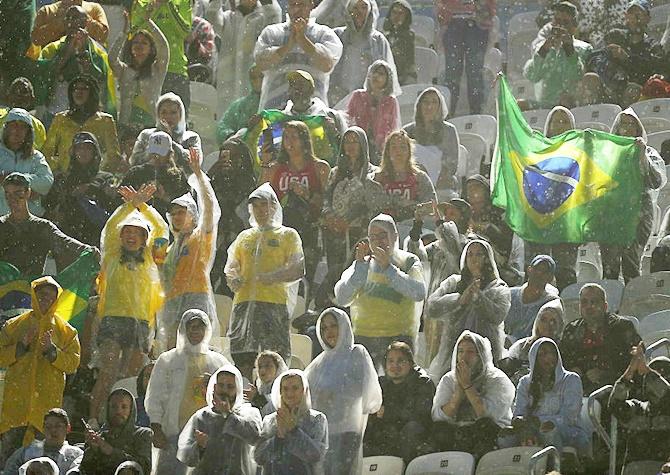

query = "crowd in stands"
(2, 0), (670, 473)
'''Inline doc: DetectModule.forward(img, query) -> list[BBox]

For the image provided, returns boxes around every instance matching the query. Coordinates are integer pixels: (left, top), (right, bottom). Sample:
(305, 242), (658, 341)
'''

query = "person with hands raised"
(32, 0), (109, 47)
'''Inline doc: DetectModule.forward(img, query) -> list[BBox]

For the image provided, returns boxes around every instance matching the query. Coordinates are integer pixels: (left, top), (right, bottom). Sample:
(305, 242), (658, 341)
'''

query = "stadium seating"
(448, 114), (497, 164)
(361, 456), (405, 474)
(415, 46), (440, 85)
(571, 104), (621, 128)
(475, 446), (549, 475)
(457, 133), (487, 177)
(405, 451), (476, 475)
(289, 333), (313, 369)
(619, 271), (670, 319)
(521, 108), (552, 132)
(505, 11), (541, 81)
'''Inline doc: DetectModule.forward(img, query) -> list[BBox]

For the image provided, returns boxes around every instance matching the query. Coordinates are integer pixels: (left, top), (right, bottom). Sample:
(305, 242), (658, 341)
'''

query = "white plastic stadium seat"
(511, 78), (537, 104)
(448, 115), (497, 163)
(560, 279), (625, 314)
(362, 456), (405, 475)
(457, 133), (486, 177)
(415, 46), (439, 85)
(620, 271), (670, 319)
(289, 333), (313, 369)
(648, 5), (670, 42)
(570, 104), (622, 128)
(579, 121), (610, 132)
(505, 11), (541, 81)
(475, 446), (545, 475)
(189, 81), (219, 153)
(456, 144), (470, 180)
(102, 5), (125, 47)
(647, 130), (670, 153)
(412, 15), (437, 48)
(522, 108), (552, 132)
(405, 451), (475, 475)
(640, 309), (670, 339)
(576, 242), (603, 279)
(632, 98), (670, 120)
(640, 117), (670, 134)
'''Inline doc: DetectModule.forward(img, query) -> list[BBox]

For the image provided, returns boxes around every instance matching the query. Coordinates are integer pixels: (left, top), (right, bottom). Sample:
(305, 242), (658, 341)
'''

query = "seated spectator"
(328, 0), (396, 107)
(334, 213), (426, 368)
(505, 255), (559, 344)
(347, 60), (401, 161)
(80, 388), (153, 475)
(432, 330), (515, 459)
(364, 342), (436, 462)
(31, 0), (109, 47)
(42, 76), (122, 175)
(524, 1), (593, 108)
(560, 283), (642, 395)
(113, 461), (144, 475)
(0, 109), (54, 217)
(305, 308), (382, 475)
(620, 0), (663, 89)
(608, 342), (670, 463)
(109, 14), (170, 131)
(600, 109), (665, 282)
(381, 0), (417, 86)
(18, 457), (59, 475)
(3, 408), (82, 475)
(505, 338), (590, 456)
(253, 0), (343, 110)
(246, 351), (288, 418)
(575, 72), (605, 106)
(403, 87), (460, 197)
(216, 66), (264, 144)
(177, 365), (262, 474)
(586, 29), (632, 104)
(145, 309), (229, 475)
(0, 277), (81, 466)
(254, 369), (329, 473)
(426, 240), (511, 382)
(185, 17), (216, 83)
(0, 78), (47, 150)
(224, 183), (305, 380)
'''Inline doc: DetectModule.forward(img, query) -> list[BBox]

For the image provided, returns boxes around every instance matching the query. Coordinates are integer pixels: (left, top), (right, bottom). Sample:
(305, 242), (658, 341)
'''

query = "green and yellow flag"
(491, 75), (643, 245)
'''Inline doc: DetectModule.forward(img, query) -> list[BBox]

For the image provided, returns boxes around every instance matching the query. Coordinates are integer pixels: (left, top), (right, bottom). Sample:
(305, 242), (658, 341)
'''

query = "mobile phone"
(81, 418), (93, 431)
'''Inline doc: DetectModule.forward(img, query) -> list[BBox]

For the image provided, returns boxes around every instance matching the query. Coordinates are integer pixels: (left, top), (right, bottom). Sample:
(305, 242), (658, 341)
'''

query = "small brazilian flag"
(491, 75), (643, 245)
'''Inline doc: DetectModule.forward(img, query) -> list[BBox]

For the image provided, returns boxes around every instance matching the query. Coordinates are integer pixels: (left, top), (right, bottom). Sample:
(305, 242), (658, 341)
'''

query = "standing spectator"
(131, 0), (193, 113)
(600, 109), (665, 282)
(560, 283), (642, 395)
(177, 365), (262, 475)
(254, 369), (329, 474)
(426, 239), (511, 382)
(42, 76), (122, 175)
(0, 78), (47, 151)
(253, 0), (343, 110)
(145, 310), (230, 475)
(216, 66), (264, 144)
(224, 183), (305, 380)
(0, 277), (81, 465)
(79, 388), (153, 475)
(621, 0), (663, 88)
(185, 17), (216, 83)
(364, 342), (436, 462)
(432, 330), (515, 459)
(434, 0), (496, 114)
(0, 109), (54, 217)
(404, 87), (460, 197)
(31, 0), (108, 47)
(305, 308), (382, 475)
(109, 13), (170, 131)
(382, 0), (417, 86)
(205, 0), (281, 116)
(334, 213), (426, 368)
(0, 0), (35, 87)
(586, 29), (633, 105)
(246, 351), (288, 418)
(328, 0), (396, 107)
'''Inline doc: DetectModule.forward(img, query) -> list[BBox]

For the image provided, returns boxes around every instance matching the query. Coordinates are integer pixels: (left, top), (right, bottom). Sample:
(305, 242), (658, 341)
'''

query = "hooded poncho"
(254, 353), (289, 418)
(508, 298), (565, 364)
(18, 456), (59, 475)
(381, 0), (416, 85)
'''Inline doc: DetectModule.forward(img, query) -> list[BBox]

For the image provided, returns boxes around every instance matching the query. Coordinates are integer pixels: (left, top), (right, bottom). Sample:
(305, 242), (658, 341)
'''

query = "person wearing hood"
(88, 184), (168, 427)
(246, 350), (289, 418)
(599, 108), (666, 282)
(113, 461), (145, 475)
(403, 87), (460, 196)
(225, 183), (305, 380)
(504, 338), (590, 456)
(363, 341), (435, 463)
(0, 277), (81, 466)
(145, 309), (230, 475)
(406, 198), (471, 364)
(255, 369), (329, 474)
(17, 457), (59, 475)
(205, 0), (281, 117)
(327, 0), (395, 106)
(431, 330), (515, 458)
(426, 239), (511, 382)
(254, 0), (343, 111)
(381, 0), (416, 86)
(334, 213), (426, 368)
(177, 365), (262, 474)
(305, 308), (382, 475)
(0, 78), (47, 151)
(216, 66), (264, 144)
(79, 388), (153, 475)
(0, 108), (54, 217)
(42, 75), (123, 175)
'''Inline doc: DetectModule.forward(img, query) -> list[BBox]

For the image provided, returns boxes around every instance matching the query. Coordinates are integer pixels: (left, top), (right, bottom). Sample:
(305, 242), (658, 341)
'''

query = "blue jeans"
(442, 18), (488, 114)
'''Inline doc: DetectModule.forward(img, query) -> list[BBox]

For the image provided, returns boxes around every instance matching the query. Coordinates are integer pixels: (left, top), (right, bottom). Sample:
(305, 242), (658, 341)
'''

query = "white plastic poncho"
(113, 461), (145, 475)
(146, 309), (230, 437)
(305, 308), (382, 475)
(255, 352), (289, 418)
(431, 330), (515, 427)
(177, 365), (262, 475)
(254, 369), (329, 474)
(18, 457), (59, 475)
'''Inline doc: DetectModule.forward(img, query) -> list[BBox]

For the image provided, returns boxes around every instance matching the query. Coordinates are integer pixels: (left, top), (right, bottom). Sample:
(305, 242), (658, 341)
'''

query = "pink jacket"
(346, 89), (400, 153)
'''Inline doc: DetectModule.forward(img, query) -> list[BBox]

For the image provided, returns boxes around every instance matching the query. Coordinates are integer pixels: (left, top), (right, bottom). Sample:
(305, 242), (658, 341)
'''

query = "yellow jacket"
(0, 276), (80, 442)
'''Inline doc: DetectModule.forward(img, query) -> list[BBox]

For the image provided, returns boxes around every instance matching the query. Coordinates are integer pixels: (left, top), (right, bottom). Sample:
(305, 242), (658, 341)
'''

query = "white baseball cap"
(148, 131), (172, 156)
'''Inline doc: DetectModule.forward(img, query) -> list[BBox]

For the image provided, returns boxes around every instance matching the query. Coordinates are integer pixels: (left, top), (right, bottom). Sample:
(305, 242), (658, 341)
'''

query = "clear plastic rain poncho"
(432, 330), (515, 428)
(254, 352), (289, 418)
(255, 369), (329, 474)
(157, 171), (222, 351)
(305, 308), (382, 475)
(177, 365), (262, 475)
(18, 456), (59, 475)
(113, 461), (145, 475)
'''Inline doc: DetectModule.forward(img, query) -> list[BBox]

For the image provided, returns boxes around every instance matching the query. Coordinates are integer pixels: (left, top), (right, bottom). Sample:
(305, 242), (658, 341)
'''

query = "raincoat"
(305, 308), (382, 475)
(512, 338), (589, 454)
(0, 108), (54, 216)
(18, 456), (59, 475)
(426, 239), (511, 382)
(3, 438), (83, 475)
(113, 460), (145, 474)
(334, 213), (426, 339)
(381, 0), (416, 85)
(79, 388), (153, 475)
(252, 354), (289, 418)
(508, 299), (565, 366)
(505, 282), (559, 343)
(0, 277), (80, 444)
(177, 365), (262, 475)
(255, 369), (329, 474)
(432, 330), (515, 427)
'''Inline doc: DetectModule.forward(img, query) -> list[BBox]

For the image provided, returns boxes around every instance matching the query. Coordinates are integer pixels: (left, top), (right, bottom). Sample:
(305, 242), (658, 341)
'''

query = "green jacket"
(217, 92), (260, 145)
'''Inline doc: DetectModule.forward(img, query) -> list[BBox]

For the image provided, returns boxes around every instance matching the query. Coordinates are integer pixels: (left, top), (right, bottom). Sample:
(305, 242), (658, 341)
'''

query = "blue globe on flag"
(522, 157), (580, 214)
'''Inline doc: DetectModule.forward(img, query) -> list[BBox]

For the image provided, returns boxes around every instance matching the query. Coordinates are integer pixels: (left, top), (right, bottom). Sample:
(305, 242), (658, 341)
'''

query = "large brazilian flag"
(491, 75), (643, 245)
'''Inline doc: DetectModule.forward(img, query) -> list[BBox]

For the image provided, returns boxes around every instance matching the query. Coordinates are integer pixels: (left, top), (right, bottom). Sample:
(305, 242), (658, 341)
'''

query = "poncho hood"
(449, 330), (495, 375)
(206, 364), (245, 410)
(155, 92), (187, 138)
(30, 276), (63, 320)
(113, 460), (145, 475)
(175, 309), (214, 354)
(527, 337), (569, 391)
(18, 456), (59, 475)
(413, 86), (449, 125)
(383, 0), (412, 31)
(368, 213), (400, 254)
(336, 126), (371, 181)
(364, 59), (401, 97)
(531, 298), (565, 339)
(611, 107), (647, 143)
(316, 307), (354, 352)
(247, 182), (283, 229)
(270, 369), (313, 413)
(105, 388), (139, 435)
(459, 239), (500, 280)
(543, 105), (575, 137)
